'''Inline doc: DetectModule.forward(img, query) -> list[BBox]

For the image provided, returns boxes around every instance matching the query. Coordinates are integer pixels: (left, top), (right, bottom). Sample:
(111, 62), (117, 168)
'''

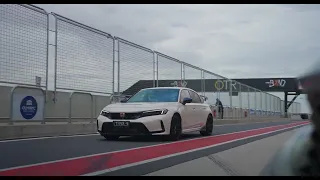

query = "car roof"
(142, 87), (193, 91)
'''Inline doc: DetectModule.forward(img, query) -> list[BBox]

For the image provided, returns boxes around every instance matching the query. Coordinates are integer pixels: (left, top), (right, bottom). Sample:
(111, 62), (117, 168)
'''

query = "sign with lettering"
(12, 94), (44, 120)
(214, 80), (236, 91)
(265, 79), (286, 88)
(122, 78), (298, 96)
(213, 79), (238, 92)
(170, 80), (187, 87)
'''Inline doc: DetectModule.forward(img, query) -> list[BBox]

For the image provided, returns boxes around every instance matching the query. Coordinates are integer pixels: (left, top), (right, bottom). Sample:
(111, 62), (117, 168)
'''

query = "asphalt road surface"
(0, 120), (302, 170)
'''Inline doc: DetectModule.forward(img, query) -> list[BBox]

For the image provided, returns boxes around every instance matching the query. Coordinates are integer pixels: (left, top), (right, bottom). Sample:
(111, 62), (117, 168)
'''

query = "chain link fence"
(0, 4), (48, 88)
(53, 13), (114, 94)
(183, 62), (203, 95)
(155, 52), (183, 87)
(117, 37), (155, 95)
(202, 71), (227, 105)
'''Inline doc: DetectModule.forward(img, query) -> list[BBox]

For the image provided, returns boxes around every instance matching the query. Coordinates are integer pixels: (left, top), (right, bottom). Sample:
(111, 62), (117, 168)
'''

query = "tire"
(200, 114), (213, 136)
(167, 114), (182, 141)
(104, 135), (120, 141)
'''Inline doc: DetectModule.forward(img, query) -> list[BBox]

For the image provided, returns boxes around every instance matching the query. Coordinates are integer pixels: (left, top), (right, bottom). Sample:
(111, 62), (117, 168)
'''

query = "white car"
(97, 87), (214, 141)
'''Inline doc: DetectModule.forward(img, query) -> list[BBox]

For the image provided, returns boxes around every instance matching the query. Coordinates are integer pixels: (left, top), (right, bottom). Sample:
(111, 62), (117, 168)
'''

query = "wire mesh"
(183, 63), (202, 94)
(203, 71), (228, 106)
(118, 39), (154, 94)
(256, 90), (261, 112)
(247, 86), (256, 115)
(55, 15), (113, 94)
(280, 100), (285, 115)
(0, 4), (48, 87)
(229, 81), (239, 108)
(240, 84), (248, 109)
(156, 53), (182, 87)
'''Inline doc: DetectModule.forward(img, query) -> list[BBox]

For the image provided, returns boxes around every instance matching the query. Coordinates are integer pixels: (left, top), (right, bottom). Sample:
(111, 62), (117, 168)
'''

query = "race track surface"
(0, 120), (302, 170)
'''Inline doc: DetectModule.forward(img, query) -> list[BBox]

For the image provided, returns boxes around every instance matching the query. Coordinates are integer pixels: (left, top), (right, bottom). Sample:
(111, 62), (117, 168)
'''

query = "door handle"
(192, 108), (196, 110)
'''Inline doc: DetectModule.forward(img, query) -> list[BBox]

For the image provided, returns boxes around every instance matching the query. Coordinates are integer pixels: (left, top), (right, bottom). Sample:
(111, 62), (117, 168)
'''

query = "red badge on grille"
(120, 112), (125, 119)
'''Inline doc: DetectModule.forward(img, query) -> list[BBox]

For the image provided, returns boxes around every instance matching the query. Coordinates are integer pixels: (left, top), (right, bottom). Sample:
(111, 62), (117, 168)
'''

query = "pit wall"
(210, 106), (283, 120)
(0, 85), (288, 124)
(0, 85), (297, 140)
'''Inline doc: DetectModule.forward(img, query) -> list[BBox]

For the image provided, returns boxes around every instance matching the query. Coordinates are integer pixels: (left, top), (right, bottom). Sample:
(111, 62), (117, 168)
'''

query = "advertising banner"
(11, 94), (45, 120)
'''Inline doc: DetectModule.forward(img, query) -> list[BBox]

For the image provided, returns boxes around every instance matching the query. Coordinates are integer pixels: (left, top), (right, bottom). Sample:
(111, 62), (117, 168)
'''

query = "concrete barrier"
(0, 118), (295, 140)
(0, 122), (97, 140)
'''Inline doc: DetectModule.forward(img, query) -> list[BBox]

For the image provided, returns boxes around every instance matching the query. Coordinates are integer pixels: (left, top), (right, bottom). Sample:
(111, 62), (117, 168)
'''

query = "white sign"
(11, 94), (45, 120)
(35, 76), (41, 87)
(170, 81), (187, 87)
(265, 79), (286, 88)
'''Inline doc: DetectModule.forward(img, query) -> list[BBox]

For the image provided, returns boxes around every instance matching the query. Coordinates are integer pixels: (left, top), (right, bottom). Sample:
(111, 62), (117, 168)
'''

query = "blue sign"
(20, 96), (38, 120)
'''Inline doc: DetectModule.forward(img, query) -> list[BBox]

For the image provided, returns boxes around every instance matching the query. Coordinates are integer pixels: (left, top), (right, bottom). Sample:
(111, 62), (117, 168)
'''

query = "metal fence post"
(269, 95), (272, 115)
(156, 53), (159, 87)
(112, 37), (115, 94)
(153, 52), (156, 87)
(247, 86), (250, 119)
(117, 38), (120, 95)
(229, 80), (233, 111)
(45, 11), (49, 102)
(254, 89), (257, 116)
(260, 91), (263, 117)
(201, 70), (205, 96)
(239, 83), (242, 119)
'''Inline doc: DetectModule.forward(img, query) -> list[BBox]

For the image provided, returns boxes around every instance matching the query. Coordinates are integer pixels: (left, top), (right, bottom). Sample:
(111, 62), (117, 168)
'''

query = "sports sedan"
(97, 87), (214, 141)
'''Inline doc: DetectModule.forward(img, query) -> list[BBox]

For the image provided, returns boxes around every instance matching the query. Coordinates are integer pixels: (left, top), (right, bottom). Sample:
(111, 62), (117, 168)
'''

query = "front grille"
(109, 112), (142, 120)
(101, 122), (150, 135)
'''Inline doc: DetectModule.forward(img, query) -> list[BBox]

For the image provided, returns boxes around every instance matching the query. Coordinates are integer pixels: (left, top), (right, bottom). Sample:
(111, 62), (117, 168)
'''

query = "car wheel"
(200, 114), (213, 136)
(167, 114), (182, 141)
(104, 135), (120, 141)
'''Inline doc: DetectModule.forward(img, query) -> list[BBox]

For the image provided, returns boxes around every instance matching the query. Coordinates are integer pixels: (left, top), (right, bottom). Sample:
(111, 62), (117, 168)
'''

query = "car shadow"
(97, 133), (204, 142)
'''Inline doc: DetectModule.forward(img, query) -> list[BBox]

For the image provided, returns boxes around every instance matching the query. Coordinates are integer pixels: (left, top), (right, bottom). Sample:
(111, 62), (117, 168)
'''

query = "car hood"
(103, 102), (178, 113)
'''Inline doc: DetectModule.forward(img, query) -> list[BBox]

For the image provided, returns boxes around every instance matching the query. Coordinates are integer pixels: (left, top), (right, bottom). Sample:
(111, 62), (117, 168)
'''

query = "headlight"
(141, 109), (168, 117)
(100, 110), (111, 118)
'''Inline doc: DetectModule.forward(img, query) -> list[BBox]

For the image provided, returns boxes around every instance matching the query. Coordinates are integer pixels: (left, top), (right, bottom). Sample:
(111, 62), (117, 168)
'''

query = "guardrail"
(69, 91), (94, 124)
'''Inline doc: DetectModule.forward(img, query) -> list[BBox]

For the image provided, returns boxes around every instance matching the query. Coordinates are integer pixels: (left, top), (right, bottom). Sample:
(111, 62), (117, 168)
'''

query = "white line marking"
(83, 123), (308, 176)
(0, 133), (99, 143)
(0, 122), (309, 173)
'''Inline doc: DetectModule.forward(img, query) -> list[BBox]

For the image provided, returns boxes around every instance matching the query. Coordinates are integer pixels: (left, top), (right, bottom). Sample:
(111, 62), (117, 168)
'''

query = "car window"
(126, 88), (180, 103)
(179, 90), (191, 103)
(188, 90), (202, 103)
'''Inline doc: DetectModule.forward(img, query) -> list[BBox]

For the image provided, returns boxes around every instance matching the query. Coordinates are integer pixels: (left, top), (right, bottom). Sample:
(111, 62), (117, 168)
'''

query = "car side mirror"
(182, 97), (192, 105)
(120, 99), (127, 103)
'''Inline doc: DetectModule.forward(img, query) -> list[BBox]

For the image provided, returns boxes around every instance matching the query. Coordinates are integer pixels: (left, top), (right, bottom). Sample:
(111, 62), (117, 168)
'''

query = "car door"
(179, 89), (193, 130)
(188, 90), (206, 129)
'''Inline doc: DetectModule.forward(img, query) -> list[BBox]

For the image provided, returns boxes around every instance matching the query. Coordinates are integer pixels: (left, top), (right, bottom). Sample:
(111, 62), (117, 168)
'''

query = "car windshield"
(126, 88), (180, 103)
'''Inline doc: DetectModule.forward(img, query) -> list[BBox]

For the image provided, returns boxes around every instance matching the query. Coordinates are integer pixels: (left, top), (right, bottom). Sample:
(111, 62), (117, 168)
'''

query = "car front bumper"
(97, 114), (171, 136)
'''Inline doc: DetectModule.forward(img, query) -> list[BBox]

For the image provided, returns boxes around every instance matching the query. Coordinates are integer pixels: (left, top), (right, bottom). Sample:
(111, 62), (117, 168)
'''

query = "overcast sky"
(36, 4), (320, 78)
